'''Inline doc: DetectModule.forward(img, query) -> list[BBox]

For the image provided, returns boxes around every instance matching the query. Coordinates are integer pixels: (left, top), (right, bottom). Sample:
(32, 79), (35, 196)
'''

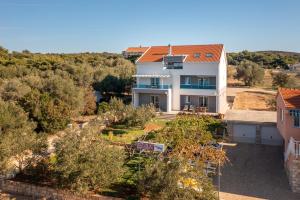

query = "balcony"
(133, 84), (172, 89)
(180, 84), (216, 89)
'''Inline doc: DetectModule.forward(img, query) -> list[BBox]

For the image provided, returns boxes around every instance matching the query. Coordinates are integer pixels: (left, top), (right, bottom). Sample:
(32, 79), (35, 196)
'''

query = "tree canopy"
(0, 45), (135, 133)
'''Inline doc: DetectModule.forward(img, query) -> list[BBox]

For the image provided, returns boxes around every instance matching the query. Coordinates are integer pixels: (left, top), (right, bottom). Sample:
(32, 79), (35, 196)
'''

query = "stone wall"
(0, 179), (122, 200)
(286, 156), (300, 193)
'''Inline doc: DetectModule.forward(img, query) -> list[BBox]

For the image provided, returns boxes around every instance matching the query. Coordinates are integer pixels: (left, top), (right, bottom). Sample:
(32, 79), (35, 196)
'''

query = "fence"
(0, 179), (122, 200)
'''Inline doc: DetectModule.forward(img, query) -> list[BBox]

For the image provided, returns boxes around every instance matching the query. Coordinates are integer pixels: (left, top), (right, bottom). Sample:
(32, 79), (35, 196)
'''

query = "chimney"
(168, 44), (172, 56)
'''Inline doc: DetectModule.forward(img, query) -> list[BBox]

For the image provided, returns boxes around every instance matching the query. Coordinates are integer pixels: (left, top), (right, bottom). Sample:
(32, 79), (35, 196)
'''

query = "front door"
(150, 95), (160, 109)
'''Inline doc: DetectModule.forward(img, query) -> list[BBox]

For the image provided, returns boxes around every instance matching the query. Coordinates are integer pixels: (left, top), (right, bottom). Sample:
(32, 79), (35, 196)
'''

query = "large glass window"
(185, 96), (191, 104)
(164, 55), (184, 69)
(294, 115), (300, 127)
(185, 76), (191, 85)
(199, 96), (208, 107)
(198, 78), (209, 86)
(150, 78), (160, 86)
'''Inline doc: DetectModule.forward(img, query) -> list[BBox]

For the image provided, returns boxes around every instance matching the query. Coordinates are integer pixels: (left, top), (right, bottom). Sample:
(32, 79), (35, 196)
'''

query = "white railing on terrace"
(285, 137), (300, 161)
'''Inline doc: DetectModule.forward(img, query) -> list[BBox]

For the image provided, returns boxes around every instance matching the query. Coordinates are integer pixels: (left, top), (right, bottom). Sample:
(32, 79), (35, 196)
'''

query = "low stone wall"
(286, 156), (300, 193)
(0, 179), (122, 200)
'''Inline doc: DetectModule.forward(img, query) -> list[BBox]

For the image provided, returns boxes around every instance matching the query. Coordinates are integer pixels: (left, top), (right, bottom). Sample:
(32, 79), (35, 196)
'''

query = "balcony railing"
(180, 84), (216, 89)
(133, 84), (172, 89)
(285, 137), (300, 161)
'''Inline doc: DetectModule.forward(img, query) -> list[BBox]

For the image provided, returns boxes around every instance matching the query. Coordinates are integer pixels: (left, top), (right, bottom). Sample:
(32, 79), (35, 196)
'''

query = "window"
(198, 78), (209, 86)
(164, 55), (184, 69)
(185, 96), (191, 104)
(150, 95), (159, 108)
(199, 96), (208, 107)
(280, 109), (284, 122)
(150, 78), (160, 86)
(206, 53), (213, 58)
(294, 115), (300, 127)
(185, 76), (191, 85)
(194, 53), (200, 58)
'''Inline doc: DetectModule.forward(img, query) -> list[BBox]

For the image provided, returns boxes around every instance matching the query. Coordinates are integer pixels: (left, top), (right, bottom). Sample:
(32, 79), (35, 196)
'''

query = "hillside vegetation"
(0, 46), (135, 133)
(228, 50), (300, 69)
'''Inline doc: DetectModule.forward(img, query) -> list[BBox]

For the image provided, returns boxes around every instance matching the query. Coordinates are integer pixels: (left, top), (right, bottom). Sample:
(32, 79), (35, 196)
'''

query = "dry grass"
(227, 66), (300, 89)
(232, 91), (276, 111)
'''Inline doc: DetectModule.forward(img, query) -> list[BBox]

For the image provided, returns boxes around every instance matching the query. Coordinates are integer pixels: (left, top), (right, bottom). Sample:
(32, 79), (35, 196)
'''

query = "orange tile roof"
(125, 47), (149, 53)
(137, 44), (224, 63)
(279, 88), (300, 109)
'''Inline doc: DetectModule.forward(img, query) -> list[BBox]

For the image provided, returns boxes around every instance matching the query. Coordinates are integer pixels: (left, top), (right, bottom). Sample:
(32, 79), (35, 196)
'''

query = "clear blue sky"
(0, 0), (300, 53)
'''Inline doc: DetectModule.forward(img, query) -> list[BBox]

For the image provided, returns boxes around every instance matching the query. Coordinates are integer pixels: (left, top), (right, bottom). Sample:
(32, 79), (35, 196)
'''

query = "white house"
(132, 44), (228, 114)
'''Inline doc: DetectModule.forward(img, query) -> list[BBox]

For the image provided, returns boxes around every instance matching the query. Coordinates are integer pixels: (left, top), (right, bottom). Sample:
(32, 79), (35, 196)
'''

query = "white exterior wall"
(134, 49), (228, 113)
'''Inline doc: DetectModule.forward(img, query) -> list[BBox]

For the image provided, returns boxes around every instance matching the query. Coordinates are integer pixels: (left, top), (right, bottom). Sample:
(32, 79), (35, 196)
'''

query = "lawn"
(101, 118), (168, 144)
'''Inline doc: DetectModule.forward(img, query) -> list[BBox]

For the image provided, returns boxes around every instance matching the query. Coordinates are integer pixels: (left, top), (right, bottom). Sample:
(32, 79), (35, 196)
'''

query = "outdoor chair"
(183, 105), (189, 111)
(189, 105), (195, 112)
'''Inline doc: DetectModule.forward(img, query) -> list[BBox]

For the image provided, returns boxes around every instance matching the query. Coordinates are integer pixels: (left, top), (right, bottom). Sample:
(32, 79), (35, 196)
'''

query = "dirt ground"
(232, 91), (276, 111)
(227, 66), (300, 89)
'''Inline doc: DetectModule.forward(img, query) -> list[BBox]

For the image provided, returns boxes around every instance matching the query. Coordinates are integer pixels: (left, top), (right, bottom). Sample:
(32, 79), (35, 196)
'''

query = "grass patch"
(101, 118), (168, 144)
(101, 126), (145, 144)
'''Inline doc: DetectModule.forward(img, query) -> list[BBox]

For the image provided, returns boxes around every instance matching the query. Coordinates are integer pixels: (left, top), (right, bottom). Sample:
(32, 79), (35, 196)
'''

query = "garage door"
(261, 126), (283, 146)
(233, 124), (256, 143)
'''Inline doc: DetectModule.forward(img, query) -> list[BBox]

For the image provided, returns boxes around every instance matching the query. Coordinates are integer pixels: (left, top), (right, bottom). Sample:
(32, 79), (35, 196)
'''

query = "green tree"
(139, 159), (217, 200)
(82, 88), (96, 115)
(54, 125), (126, 193)
(0, 100), (47, 174)
(272, 71), (296, 88)
(235, 60), (264, 86)
(21, 90), (71, 133)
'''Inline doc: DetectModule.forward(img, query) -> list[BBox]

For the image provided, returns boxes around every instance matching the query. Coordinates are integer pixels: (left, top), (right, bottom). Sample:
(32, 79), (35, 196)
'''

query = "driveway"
(215, 143), (300, 200)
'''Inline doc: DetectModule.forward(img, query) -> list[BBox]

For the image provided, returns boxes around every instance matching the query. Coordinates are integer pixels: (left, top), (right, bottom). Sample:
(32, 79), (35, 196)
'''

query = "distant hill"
(256, 51), (300, 57)
(227, 50), (300, 69)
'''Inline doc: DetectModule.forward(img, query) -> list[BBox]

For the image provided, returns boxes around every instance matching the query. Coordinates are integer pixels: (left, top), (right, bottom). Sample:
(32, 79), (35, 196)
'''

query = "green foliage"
(0, 100), (35, 134)
(235, 60), (265, 86)
(54, 126), (126, 193)
(22, 91), (71, 133)
(271, 71), (297, 88)
(97, 102), (110, 114)
(0, 100), (47, 174)
(139, 159), (217, 200)
(82, 88), (96, 115)
(147, 115), (226, 163)
(99, 97), (156, 127)
(227, 51), (300, 69)
(0, 45), (135, 134)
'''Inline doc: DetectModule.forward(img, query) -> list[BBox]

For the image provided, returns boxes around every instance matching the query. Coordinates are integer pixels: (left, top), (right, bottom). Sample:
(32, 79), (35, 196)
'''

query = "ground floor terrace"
(132, 90), (217, 113)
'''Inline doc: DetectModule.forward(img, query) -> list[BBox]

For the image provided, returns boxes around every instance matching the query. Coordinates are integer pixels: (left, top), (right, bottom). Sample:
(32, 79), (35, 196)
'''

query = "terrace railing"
(133, 84), (172, 89)
(180, 84), (216, 89)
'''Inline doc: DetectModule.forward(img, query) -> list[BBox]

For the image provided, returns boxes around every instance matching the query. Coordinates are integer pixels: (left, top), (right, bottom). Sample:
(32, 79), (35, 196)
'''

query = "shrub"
(97, 101), (110, 114)
(272, 71), (296, 88)
(82, 88), (96, 115)
(98, 97), (156, 127)
(235, 60), (264, 86)
(54, 126), (126, 193)
(139, 159), (217, 200)
(0, 100), (47, 174)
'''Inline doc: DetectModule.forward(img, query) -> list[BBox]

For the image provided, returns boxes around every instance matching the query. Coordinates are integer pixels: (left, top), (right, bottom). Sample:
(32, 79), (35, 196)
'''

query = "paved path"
(215, 143), (300, 200)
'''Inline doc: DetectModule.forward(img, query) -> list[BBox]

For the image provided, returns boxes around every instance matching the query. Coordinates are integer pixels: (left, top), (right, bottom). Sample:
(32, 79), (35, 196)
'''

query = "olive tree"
(0, 100), (47, 174)
(235, 60), (264, 86)
(54, 125), (126, 193)
(272, 71), (296, 88)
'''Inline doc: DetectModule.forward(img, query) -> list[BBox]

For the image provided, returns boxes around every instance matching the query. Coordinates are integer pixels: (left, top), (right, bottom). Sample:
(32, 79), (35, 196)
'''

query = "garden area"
(0, 97), (227, 200)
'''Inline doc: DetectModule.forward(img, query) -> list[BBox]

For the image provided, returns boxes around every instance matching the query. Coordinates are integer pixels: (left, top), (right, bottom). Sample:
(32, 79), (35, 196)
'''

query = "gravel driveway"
(215, 143), (300, 200)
